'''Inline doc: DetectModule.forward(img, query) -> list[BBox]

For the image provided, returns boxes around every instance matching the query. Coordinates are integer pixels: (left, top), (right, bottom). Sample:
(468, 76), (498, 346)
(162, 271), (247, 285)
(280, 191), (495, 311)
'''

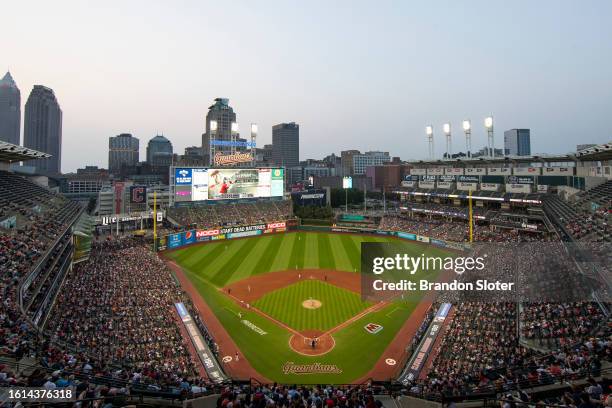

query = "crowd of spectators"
(168, 200), (294, 229)
(214, 384), (388, 408)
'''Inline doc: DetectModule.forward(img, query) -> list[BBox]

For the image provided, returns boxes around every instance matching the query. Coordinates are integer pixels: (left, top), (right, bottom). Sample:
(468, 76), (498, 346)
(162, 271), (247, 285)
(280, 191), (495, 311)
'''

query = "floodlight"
(426, 125), (433, 136)
(443, 123), (451, 135)
(231, 122), (239, 132)
(462, 120), (471, 131)
(484, 116), (494, 129)
(210, 120), (218, 131)
(251, 123), (258, 134)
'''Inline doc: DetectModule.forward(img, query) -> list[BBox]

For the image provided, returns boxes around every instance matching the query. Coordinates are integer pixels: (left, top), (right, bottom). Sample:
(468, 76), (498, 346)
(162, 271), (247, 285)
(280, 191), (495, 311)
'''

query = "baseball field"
(165, 231), (452, 383)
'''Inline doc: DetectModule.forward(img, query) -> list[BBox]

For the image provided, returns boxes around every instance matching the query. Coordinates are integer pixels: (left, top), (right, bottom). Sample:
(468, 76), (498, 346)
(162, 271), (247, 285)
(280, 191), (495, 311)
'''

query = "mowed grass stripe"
(339, 234), (360, 272)
(249, 234), (285, 277)
(269, 232), (296, 272)
(328, 234), (353, 271)
(192, 239), (250, 280)
(317, 233), (336, 270)
(210, 238), (261, 286)
(182, 242), (226, 272)
(229, 235), (277, 282)
(303, 233), (320, 269)
(288, 233), (307, 270)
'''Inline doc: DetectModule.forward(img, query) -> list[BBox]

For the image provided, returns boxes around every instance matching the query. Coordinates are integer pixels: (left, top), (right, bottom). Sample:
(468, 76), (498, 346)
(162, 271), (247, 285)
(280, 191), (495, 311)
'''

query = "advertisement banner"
(175, 168), (193, 185)
(227, 230), (263, 239)
(426, 168), (443, 176)
(416, 235), (430, 243)
(410, 168), (427, 176)
(506, 184), (532, 193)
(418, 181), (435, 189)
(543, 167), (574, 175)
(174, 167), (284, 202)
(438, 175), (456, 182)
(129, 185), (147, 204)
(398, 303), (451, 385)
(508, 175), (534, 184)
(457, 182), (478, 191)
(458, 175), (479, 183)
(445, 168), (464, 175)
(481, 183), (500, 191)
(398, 232), (416, 240)
(430, 239), (447, 248)
(182, 230), (196, 246)
(513, 167), (541, 176)
(487, 167), (511, 175)
(465, 168), (485, 175)
(168, 233), (182, 249)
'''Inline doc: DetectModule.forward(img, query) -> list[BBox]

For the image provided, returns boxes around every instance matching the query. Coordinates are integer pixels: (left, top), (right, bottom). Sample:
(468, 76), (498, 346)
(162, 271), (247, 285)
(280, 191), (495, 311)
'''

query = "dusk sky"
(4, 0), (612, 172)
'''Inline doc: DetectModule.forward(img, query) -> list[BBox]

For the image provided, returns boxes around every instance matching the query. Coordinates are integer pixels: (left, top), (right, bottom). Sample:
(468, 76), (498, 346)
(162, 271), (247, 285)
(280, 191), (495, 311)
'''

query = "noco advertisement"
(158, 221), (293, 251)
(174, 167), (285, 202)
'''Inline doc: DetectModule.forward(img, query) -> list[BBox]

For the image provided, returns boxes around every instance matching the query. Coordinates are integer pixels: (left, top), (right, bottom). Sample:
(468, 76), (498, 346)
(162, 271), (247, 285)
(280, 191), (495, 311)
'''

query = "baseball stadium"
(1, 142), (611, 408)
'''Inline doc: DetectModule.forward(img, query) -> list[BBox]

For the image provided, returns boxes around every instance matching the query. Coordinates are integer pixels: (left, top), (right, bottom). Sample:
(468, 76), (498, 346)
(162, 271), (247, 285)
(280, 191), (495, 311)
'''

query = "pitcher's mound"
(302, 299), (322, 309)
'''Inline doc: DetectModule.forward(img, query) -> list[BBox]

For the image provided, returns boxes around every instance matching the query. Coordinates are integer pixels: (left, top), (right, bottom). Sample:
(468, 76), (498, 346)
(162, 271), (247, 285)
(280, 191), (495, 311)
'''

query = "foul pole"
(153, 191), (157, 252)
(468, 190), (473, 243)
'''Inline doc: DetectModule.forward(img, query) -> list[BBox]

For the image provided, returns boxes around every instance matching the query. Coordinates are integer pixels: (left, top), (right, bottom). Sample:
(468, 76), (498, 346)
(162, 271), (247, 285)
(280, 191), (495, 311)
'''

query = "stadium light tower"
(426, 125), (434, 160)
(250, 123), (257, 167)
(462, 120), (471, 158)
(443, 123), (451, 159)
(485, 116), (494, 158)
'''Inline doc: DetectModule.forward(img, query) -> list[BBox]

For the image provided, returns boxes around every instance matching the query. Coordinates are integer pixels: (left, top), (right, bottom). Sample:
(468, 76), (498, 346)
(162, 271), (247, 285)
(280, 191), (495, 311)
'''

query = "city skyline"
(3, 0), (612, 172)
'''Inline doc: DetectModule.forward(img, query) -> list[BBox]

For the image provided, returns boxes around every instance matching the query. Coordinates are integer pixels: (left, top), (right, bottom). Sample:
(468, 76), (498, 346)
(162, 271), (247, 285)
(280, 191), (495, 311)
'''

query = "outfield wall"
(157, 219), (469, 253)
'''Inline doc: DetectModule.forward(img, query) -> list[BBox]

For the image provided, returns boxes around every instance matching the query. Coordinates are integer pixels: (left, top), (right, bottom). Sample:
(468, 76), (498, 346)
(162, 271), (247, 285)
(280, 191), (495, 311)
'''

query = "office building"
(504, 129), (531, 156)
(352, 151), (390, 175)
(340, 150), (360, 176)
(24, 85), (63, 174)
(272, 122), (299, 167)
(202, 98), (238, 166)
(109, 133), (139, 174)
(0, 71), (21, 145)
(146, 134), (173, 166)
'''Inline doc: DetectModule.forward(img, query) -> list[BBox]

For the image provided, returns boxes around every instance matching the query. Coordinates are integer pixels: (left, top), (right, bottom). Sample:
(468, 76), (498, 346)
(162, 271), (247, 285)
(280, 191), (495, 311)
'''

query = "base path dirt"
(164, 258), (271, 383)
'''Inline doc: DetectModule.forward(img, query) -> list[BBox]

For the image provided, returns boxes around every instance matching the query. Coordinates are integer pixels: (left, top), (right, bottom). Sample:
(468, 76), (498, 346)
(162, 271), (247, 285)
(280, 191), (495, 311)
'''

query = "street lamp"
(484, 116), (494, 158)
(443, 123), (451, 159)
(426, 125), (434, 160)
(462, 120), (471, 158)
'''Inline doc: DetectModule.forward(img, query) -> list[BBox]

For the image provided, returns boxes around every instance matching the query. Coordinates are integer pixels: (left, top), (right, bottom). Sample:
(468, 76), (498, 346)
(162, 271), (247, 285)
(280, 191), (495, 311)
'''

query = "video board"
(174, 167), (284, 202)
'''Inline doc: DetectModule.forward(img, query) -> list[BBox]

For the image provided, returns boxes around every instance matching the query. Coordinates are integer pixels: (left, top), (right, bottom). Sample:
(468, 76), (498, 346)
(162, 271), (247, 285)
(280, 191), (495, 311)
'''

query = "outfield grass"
(253, 280), (372, 331)
(166, 231), (453, 383)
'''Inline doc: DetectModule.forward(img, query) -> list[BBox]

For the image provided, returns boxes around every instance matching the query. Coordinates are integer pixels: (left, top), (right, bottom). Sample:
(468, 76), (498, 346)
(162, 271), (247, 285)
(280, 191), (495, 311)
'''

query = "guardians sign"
(213, 151), (253, 166)
(282, 362), (343, 375)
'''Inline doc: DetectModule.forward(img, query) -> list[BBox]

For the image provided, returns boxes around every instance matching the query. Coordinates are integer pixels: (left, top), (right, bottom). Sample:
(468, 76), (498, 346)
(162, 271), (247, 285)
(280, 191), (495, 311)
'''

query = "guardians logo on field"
(282, 362), (342, 375)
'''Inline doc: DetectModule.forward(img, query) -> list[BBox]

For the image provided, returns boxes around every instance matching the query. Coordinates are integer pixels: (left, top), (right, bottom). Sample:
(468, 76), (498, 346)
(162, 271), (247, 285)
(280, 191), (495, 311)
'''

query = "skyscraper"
(109, 133), (139, 174)
(202, 98), (237, 166)
(0, 71), (21, 145)
(146, 134), (173, 166)
(24, 85), (63, 174)
(272, 122), (299, 168)
(503, 129), (531, 156)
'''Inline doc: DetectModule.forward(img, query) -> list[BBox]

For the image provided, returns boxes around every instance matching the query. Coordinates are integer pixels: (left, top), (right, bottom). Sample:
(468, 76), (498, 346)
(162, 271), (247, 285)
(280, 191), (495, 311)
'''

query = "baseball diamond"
(164, 231), (453, 383)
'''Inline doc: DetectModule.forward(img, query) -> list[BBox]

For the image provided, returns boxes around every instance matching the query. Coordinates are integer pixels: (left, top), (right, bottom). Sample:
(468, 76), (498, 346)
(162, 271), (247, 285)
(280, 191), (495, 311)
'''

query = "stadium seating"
(167, 200), (294, 229)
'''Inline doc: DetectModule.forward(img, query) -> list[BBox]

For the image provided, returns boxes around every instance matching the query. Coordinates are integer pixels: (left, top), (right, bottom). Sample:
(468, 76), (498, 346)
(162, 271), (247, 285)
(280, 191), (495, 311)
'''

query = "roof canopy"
(0, 141), (51, 163)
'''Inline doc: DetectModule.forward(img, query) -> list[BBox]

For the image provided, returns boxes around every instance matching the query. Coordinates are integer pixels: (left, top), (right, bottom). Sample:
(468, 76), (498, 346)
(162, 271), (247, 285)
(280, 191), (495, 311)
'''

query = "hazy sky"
(3, 0), (611, 172)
